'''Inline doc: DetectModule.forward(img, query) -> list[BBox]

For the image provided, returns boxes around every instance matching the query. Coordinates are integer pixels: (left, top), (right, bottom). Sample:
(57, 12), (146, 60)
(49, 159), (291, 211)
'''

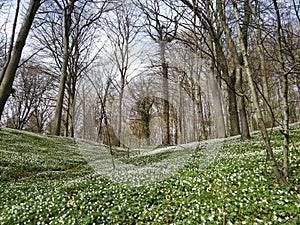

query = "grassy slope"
(0, 126), (299, 225)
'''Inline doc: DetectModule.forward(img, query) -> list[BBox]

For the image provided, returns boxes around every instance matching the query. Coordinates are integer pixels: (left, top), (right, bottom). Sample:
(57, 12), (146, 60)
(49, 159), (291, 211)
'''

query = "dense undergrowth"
(0, 125), (299, 224)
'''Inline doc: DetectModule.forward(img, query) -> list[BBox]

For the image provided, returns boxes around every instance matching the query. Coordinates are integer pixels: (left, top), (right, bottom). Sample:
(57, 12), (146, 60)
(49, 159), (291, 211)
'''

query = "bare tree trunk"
(236, 64), (250, 140)
(216, 0), (244, 137)
(237, 0), (251, 140)
(64, 94), (70, 136)
(160, 40), (170, 145)
(64, 72), (72, 137)
(97, 80), (111, 143)
(53, 0), (74, 136)
(69, 82), (75, 138)
(0, 0), (40, 120)
(191, 99), (197, 141)
(117, 76), (125, 147)
(82, 85), (86, 139)
(196, 85), (207, 140)
(0, 0), (20, 84)
(192, 6), (207, 141)
(64, 77), (75, 138)
(251, 1), (274, 128)
(233, 0), (286, 184)
(227, 76), (241, 136)
(178, 78), (184, 144)
(209, 68), (226, 139)
(205, 2), (226, 139)
(272, 0), (289, 179)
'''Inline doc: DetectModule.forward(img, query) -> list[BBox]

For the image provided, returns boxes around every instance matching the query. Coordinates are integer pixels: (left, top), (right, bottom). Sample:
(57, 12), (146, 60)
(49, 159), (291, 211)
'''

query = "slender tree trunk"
(206, 2), (226, 139)
(68, 38), (80, 138)
(117, 76), (125, 147)
(191, 99), (197, 141)
(0, 0), (40, 120)
(0, 0), (20, 84)
(160, 40), (170, 145)
(53, 1), (74, 136)
(64, 95), (70, 136)
(192, 5), (206, 141)
(97, 80), (111, 143)
(64, 72), (72, 137)
(236, 0), (251, 140)
(82, 85), (86, 139)
(233, 0), (286, 184)
(196, 85), (207, 140)
(178, 78), (184, 144)
(273, 0), (289, 179)
(251, 1), (274, 128)
(236, 63), (250, 140)
(67, 77), (76, 137)
(227, 76), (241, 136)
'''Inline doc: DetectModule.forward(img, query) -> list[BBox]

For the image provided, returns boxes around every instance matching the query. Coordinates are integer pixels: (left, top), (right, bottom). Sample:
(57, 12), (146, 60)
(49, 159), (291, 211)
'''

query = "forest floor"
(0, 124), (299, 224)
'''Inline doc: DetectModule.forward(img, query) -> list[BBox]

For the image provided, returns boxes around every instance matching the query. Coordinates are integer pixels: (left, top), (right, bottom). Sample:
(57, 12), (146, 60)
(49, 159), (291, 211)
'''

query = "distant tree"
(51, 0), (75, 136)
(180, 0), (237, 137)
(136, 0), (182, 145)
(5, 63), (54, 130)
(78, 64), (116, 143)
(103, 0), (141, 146)
(33, 0), (112, 136)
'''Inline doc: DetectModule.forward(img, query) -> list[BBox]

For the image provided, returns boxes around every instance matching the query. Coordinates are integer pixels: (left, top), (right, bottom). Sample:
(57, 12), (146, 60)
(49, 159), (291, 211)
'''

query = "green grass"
(120, 151), (174, 167)
(0, 125), (299, 225)
(0, 128), (91, 182)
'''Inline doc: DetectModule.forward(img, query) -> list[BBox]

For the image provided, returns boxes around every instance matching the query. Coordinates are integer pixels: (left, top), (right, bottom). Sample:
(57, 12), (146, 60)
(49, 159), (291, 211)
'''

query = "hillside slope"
(0, 125), (299, 224)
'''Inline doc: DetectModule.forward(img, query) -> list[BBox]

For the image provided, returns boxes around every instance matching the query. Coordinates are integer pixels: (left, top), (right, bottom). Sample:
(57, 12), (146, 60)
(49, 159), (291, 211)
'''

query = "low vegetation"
(0, 125), (299, 224)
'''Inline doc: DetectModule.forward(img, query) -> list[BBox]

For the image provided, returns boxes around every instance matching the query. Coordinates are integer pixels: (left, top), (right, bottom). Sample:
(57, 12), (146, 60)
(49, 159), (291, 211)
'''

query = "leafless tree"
(0, 0), (41, 120)
(136, 0), (183, 145)
(103, 0), (141, 146)
(33, 0), (113, 136)
(5, 63), (54, 132)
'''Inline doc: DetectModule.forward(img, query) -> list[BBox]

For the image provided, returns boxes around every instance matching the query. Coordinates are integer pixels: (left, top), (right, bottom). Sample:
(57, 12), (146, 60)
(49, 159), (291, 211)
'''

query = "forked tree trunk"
(217, 0), (252, 138)
(53, 0), (75, 136)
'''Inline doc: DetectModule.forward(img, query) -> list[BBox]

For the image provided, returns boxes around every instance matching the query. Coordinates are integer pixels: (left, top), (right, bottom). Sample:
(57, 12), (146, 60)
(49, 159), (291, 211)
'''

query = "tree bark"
(0, 0), (40, 120)
(53, 0), (74, 136)
(0, 0), (20, 84)
(272, 0), (289, 179)
(117, 76), (125, 147)
(160, 40), (171, 145)
(251, 1), (274, 128)
(178, 77), (184, 143)
(196, 84), (207, 140)
(236, 0), (251, 140)
(236, 63), (250, 140)
(206, 1), (226, 139)
(227, 75), (241, 136)
(216, 0), (246, 137)
(233, 0), (286, 184)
